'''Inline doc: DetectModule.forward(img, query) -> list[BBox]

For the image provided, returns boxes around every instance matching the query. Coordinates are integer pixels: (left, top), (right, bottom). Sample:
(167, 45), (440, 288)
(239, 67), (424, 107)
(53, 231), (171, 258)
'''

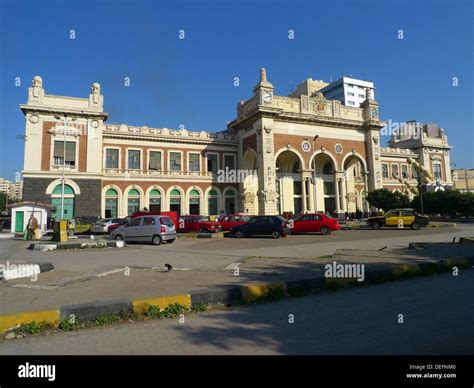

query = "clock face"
(301, 141), (311, 152)
(371, 107), (378, 118)
(263, 91), (272, 103)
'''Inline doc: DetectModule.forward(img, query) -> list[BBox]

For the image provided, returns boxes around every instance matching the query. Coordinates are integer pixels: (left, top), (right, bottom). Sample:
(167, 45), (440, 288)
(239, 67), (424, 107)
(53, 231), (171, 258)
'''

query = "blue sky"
(0, 0), (472, 180)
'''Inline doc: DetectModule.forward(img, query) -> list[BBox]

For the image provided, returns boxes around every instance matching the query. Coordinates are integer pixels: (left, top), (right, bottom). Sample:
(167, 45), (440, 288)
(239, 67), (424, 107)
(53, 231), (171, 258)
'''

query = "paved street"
(1, 225), (472, 274)
(1, 269), (473, 354)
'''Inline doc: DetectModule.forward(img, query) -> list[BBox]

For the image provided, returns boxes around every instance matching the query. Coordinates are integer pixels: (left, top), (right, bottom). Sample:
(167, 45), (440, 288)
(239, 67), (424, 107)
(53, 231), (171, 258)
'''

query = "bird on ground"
(165, 264), (173, 271)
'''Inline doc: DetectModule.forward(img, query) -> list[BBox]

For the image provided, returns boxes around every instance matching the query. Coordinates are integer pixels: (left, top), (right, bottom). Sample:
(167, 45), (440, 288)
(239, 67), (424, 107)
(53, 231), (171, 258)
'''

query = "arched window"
(105, 188), (118, 218)
(224, 189), (236, 214)
(323, 162), (333, 175)
(189, 189), (200, 215)
(51, 184), (75, 220)
(149, 189), (161, 213)
(169, 189), (182, 215)
(208, 189), (218, 215)
(127, 189), (141, 215)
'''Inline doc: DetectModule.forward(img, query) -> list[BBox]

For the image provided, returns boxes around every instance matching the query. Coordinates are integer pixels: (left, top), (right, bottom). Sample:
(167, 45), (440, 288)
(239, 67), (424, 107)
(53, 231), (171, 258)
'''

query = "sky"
(0, 0), (472, 180)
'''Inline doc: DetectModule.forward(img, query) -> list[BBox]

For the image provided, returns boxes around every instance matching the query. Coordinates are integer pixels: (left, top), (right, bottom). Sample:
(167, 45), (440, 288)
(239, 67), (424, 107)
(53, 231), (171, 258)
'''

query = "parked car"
(91, 218), (123, 234)
(111, 215), (176, 245)
(366, 209), (429, 230)
(290, 213), (340, 235)
(230, 215), (290, 239)
(219, 214), (251, 231)
(178, 215), (222, 233)
(107, 216), (132, 233)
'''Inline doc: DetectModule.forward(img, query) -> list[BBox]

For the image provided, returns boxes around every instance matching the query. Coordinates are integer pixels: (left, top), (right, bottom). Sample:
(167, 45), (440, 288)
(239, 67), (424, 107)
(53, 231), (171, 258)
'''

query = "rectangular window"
(105, 149), (119, 169)
(128, 150), (141, 170)
(347, 92), (354, 96)
(391, 164), (399, 178)
(148, 151), (162, 171)
(411, 165), (419, 178)
(188, 153), (200, 172)
(53, 141), (76, 166)
(207, 153), (218, 173)
(347, 101), (355, 105)
(358, 94), (365, 98)
(382, 164), (389, 178)
(401, 165), (408, 179)
(224, 154), (236, 171)
(169, 152), (182, 171)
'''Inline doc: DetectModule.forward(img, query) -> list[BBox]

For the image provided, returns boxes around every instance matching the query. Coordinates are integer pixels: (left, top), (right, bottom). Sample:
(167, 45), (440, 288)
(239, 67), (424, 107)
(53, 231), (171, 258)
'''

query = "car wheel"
(271, 230), (280, 239)
(411, 222), (421, 230)
(115, 234), (124, 242)
(152, 235), (162, 246)
(235, 230), (244, 239)
(320, 226), (330, 235)
(371, 222), (381, 230)
(200, 228), (209, 233)
(167, 239), (175, 244)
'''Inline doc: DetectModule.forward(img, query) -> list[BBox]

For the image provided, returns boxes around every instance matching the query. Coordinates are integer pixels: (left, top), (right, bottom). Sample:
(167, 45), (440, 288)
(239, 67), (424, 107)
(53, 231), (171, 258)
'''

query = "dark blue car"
(230, 215), (290, 239)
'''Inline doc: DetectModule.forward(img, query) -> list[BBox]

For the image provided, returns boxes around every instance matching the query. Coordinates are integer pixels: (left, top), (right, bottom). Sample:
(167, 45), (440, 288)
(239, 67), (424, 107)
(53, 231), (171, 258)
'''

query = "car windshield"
(196, 216), (210, 222)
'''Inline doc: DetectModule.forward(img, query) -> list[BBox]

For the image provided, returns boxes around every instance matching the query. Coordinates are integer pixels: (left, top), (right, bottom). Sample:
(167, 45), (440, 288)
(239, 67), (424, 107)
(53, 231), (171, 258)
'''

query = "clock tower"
(253, 67), (274, 105)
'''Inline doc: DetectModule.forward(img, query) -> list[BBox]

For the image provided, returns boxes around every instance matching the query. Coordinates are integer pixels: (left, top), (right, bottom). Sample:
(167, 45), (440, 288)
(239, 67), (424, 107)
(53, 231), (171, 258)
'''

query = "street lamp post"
(312, 135), (319, 212)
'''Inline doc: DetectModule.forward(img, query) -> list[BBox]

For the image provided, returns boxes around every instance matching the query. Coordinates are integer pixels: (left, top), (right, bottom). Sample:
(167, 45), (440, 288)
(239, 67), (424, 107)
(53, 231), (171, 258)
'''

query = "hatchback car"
(230, 215), (290, 239)
(111, 215), (176, 245)
(290, 213), (340, 235)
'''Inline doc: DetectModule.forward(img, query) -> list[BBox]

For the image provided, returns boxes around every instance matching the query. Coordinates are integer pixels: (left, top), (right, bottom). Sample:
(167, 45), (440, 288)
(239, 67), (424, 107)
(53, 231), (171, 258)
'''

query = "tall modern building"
(318, 77), (375, 107)
(0, 178), (23, 201)
(20, 70), (452, 220)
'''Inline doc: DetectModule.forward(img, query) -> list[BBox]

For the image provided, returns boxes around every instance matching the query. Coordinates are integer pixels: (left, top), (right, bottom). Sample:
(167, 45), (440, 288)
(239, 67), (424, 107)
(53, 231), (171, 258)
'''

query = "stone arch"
(185, 186), (204, 215)
(145, 184), (165, 213)
(275, 148), (305, 172)
(204, 186), (221, 216)
(166, 186), (184, 215)
(102, 185), (123, 218)
(46, 178), (81, 195)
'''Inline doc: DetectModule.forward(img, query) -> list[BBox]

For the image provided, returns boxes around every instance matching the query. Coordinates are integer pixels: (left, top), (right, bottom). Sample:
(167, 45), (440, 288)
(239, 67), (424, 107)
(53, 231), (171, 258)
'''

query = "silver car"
(111, 215), (176, 245)
(91, 218), (122, 234)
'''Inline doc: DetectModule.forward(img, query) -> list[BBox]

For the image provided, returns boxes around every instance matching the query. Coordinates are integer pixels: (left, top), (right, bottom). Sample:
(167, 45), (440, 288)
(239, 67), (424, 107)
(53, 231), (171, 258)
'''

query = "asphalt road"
(0, 225), (472, 274)
(1, 269), (473, 355)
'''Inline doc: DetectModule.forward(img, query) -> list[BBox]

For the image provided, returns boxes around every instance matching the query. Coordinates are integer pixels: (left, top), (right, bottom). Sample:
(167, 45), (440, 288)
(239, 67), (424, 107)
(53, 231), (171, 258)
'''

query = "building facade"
(0, 178), (23, 201)
(318, 77), (375, 107)
(452, 169), (474, 193)
(20, 70), (453, 220)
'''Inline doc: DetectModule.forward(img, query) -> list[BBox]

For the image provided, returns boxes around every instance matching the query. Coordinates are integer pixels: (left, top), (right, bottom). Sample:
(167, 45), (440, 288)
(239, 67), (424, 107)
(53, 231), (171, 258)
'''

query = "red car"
(219, 214), (251, 231)
(290, 213), (340, 235)
(107, 216), (131, 233)
(178, 215), (222, 233)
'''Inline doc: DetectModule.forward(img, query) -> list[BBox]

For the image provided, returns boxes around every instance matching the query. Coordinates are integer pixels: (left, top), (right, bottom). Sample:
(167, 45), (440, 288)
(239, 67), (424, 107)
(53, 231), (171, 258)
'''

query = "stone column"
(335, 178), (341, 213)
(301, 178), (307, 213)
(340, 178), (347, 212)
(308, 179), (315, 212)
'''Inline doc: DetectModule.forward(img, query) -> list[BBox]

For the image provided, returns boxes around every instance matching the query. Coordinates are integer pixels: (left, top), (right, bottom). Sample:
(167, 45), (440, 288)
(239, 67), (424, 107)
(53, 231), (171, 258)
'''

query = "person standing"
(26, 213), (39, 241)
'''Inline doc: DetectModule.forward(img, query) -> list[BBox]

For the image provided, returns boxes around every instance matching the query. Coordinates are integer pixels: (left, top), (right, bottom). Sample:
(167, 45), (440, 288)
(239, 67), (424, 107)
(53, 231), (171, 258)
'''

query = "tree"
(366, 188), (410, 212)
(411, 190), (474, 217)
(0, 192), (7, 213)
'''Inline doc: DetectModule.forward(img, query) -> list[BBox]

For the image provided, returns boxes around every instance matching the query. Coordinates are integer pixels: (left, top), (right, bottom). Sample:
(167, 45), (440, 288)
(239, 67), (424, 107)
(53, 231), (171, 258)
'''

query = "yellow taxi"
(366, 209), (429, 230)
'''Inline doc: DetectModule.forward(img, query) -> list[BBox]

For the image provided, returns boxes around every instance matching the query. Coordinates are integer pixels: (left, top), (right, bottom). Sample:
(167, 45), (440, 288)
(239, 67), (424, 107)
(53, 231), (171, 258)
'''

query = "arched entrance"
(311, 153), (337, 214)
(169, 189), (182, 215)
(51, 184), (75, 220)
(189, 189), (200, 215)
(343, 154), (367, 214)
(276, 150), (303, 215)
(127, 189), (141, 214)
(105, 188), (118, 218)
(149, 189), (162, 213)
(207, 189), (218, 215)
(224, 188), (236, 214)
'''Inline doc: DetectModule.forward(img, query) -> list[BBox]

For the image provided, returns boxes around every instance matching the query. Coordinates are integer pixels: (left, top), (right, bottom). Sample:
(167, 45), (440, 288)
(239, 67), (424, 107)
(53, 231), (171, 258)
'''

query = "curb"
(1, 255), (473, 335)
(0, 233), (14, 239)
(0, 261), (54, 281)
